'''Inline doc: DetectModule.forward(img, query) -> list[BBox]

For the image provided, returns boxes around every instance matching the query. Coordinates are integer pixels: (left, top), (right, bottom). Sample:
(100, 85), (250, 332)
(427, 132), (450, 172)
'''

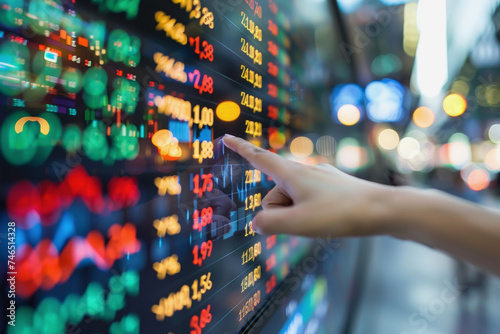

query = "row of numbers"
(245, 193), (262, 211)
(241, 265), (261, 292)
(241, 241), (262, 265)
(241, 65), (262, 88)
(238, 290), (261, 322)
(241, 38), (263, 65)
(241, 12), (262, 41)
(151, 272), (213, 320)
(240, 92), (263, 113)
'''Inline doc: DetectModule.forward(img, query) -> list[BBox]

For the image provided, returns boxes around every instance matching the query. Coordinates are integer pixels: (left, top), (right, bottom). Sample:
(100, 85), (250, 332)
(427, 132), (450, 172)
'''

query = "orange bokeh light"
(413, 106), (435, 128)
(467, 169), (489, 191)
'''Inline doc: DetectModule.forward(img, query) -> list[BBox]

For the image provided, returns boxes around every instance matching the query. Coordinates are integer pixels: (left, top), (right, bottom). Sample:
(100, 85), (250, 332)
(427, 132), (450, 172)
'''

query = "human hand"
(223, 135), (393, 237)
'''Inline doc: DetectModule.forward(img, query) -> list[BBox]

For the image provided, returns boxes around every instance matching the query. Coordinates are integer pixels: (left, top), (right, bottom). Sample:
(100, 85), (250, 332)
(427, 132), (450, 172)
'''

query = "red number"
(190, 37), (214, 62)
(266, 254), (276, 271)
(193, 207), (213, 232)
(268, 83), (278, 98)
(190, 305), (212, 334)
(266, 274), (277, 293)
(268, 20), (278, 36)
(268, 62), (278, 77)
(268, 41), (278, 57)
(266, 235), (277, 249)
(269, 0), (278, 14)
(116, 69), (123, 76)
(267, 105), (278, 120)
(189, 70), (214, 95)
(193, 173), (214, 197)
(192, 240), (213, 266)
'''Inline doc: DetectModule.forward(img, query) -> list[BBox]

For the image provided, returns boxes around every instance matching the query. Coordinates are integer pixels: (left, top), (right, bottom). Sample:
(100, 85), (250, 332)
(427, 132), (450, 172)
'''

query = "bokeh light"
(377, 129), (400, 150)
(412, 106), (435, 128)
(448, 133), (471, 169)
(269, 131), (286, 150)
(466, 169), (490, 191)
(290, 136), (314, 158)
(397, 137), (420, 159)
(484, 147), (500, 171)
(337, 104), (361, 126)
(365, 79), (405, 123)
(216, 101), (241, 122)
(443, 93), (467, 117)
(336, 138), (367, 171)
(315, 136), (336, 156)
(488, 124), (500, 144)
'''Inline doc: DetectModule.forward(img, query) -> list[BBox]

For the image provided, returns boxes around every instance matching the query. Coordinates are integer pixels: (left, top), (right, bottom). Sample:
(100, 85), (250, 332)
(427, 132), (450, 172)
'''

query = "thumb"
(252, 206), (306, 236)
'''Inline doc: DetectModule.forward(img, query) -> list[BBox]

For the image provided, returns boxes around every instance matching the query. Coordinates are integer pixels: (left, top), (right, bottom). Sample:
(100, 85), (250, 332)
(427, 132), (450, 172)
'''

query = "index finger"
(223, 135), (296, 185)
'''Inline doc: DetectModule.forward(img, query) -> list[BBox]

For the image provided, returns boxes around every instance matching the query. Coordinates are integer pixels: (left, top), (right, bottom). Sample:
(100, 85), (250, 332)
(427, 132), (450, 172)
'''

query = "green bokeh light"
(62, 124), (82, 153)
(0, 0), (24, 28)
(83, 67), (108, 96)
(62, 69), (83, 93)
(82, 121), (109, 161)
(28, 0), (63, 35)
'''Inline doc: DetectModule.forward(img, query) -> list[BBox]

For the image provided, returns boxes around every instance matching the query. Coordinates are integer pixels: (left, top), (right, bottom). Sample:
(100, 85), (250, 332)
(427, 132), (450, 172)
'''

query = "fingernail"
(224, 134), (235, 138)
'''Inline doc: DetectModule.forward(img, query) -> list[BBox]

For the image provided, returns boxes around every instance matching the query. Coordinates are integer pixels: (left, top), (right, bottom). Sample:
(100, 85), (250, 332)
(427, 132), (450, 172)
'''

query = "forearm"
(381, 187), (500, 276)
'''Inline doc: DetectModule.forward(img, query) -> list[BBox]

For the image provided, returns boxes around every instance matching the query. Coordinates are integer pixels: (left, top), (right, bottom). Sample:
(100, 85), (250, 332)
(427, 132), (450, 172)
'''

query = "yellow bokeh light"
(290, 136), (314, 158)
(216, 101), (241, 122)
(412, 106), (435, 128)
(377, 129), (400, 150)
(337, 104), (360, 126)
(443, 93), (467, 117)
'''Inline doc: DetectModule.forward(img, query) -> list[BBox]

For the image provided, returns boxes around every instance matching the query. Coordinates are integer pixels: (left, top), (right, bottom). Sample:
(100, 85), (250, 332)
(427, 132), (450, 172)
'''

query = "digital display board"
(0, 1), (357, 333)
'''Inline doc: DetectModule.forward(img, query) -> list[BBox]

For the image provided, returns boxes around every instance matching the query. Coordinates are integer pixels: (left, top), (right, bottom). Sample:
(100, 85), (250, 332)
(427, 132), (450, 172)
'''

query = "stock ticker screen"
(0, 0), (358, 333)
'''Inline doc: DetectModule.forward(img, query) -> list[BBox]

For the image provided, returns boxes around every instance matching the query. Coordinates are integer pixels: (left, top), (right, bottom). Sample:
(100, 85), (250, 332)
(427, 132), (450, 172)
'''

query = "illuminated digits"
(152, 273), (212, 319)
(189, 70), (214, 95)
(153, 214), (181, 237)
(241, 65), (262, 89)
(193, 140), (214, 164)
(190, 305), (213, 334)
(240, 92), (262, 113)
(242, 241), (261, 264)
(241, 266), (261, 292)
(268, 19), (278, 36)
(200, 7), (214, 29)
(244, 221), (256, 237)
(154, 176), (182, 196)
(192, 173), (214, 197)
(245, 193), (262, 211)
(155, 12), (188, 45)
(245, 120), (263, 138)
(266, 275), (277, 294)
(268, 41), (278, 57)
(189, 37), (214, 61)
(238, 290), (261, 321)
(192, 240), (213, 266)
(245, 170), (262, 184)
(190, 105), (214, 129)
(192, 207), (213, 232)
(266, 254), (277, 271)
(153, 254), (181, 279)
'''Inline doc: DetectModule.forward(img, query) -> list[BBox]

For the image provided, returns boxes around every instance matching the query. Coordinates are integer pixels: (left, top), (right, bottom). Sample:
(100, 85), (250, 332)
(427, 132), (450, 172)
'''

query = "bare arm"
(223, 135), (500, 277)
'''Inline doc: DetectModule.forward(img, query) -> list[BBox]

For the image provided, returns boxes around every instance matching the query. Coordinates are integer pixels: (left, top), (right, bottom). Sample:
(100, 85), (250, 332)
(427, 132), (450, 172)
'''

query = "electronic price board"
(0, 0), (359, 333)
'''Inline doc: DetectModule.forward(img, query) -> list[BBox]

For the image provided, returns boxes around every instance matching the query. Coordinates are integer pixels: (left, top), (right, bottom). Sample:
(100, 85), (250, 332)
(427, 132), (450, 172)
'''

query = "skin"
(223, 135), (500, 277)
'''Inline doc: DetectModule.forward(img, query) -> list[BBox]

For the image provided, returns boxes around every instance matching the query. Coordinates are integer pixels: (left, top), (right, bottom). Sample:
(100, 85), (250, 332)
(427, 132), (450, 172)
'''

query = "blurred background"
(286, 0), (500, 333)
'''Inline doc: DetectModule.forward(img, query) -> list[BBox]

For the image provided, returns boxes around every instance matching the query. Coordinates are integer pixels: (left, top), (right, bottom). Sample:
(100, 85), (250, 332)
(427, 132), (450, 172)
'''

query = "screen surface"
(0, 1), (355, 333)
